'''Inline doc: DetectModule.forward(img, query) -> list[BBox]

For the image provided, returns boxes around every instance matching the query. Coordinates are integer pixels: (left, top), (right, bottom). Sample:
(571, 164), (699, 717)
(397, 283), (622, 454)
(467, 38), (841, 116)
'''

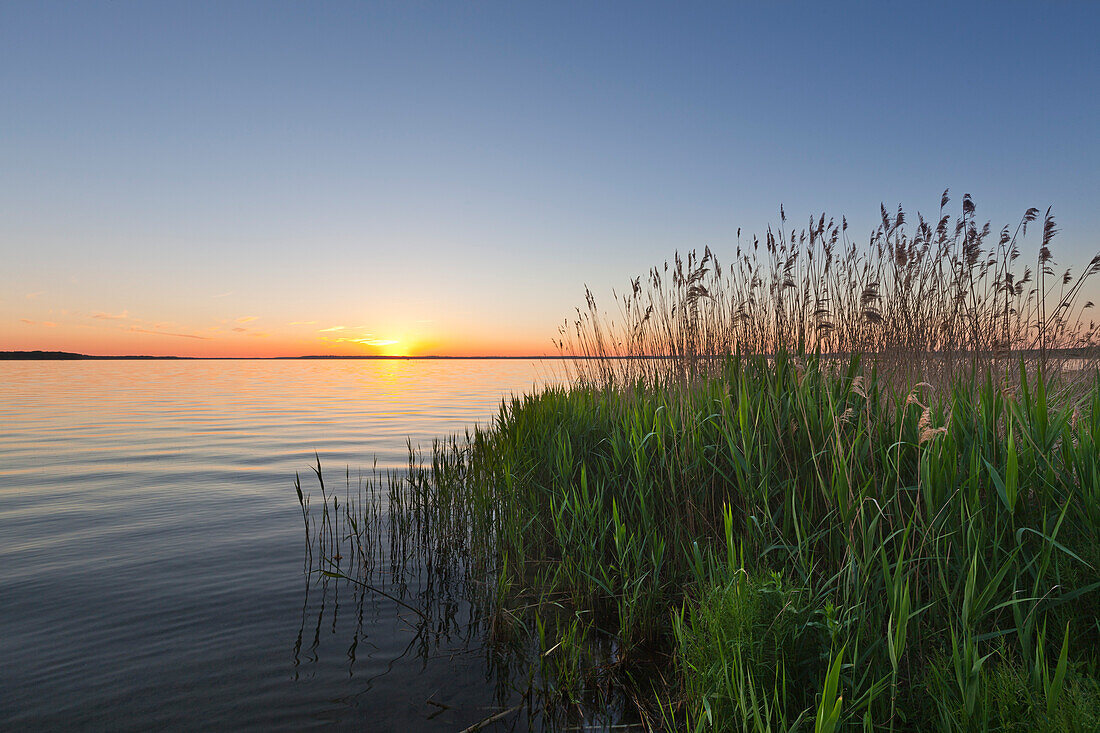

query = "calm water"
(0, 359), (560, 731)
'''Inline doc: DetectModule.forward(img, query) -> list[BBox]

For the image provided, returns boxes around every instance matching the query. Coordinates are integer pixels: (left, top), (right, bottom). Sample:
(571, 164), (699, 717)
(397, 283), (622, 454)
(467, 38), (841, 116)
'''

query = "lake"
(0, 359), (563, 731)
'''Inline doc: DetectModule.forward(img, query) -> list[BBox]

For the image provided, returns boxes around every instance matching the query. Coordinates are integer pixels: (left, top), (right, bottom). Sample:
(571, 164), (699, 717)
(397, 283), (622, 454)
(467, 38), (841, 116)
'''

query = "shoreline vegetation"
(310, 193), (1099, 730)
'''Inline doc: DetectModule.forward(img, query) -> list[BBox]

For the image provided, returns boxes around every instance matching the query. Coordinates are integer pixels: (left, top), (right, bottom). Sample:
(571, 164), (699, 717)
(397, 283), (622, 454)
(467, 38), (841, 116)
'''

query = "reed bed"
(559, 193), (1100, 385)
(300, 195), (1100, 729)
(303, 358), (1100, 729)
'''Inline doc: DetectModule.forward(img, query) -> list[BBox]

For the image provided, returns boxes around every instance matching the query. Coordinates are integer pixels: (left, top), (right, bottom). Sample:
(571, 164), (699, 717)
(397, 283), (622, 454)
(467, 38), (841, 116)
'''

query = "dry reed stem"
(558, 192), (1100, 388)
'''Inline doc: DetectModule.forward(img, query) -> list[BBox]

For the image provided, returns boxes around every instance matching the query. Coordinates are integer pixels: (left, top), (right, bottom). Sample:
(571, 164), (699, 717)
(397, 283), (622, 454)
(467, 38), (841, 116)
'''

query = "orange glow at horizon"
(3, 312), (560, 358)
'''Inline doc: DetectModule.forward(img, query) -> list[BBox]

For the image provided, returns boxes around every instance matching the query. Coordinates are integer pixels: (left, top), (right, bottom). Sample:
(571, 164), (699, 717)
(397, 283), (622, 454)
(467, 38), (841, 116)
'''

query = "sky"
(2, 1), (1099, 357)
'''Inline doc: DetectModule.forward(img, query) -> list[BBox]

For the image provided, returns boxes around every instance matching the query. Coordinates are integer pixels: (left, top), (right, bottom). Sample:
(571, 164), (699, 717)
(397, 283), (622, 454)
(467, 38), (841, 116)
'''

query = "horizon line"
(0, 350), (569, 360)
(4, 347), (1099, 362)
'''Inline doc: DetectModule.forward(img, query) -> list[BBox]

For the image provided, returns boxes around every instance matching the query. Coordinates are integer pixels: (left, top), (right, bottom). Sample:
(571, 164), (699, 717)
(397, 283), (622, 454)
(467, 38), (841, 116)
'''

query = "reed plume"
(559, 192), (1100, 384)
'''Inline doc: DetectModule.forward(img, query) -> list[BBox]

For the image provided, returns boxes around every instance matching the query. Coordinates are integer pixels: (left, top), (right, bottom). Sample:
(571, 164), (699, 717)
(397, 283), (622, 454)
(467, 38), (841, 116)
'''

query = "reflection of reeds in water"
(297, 441), (649, 729)
(559, 193), (1100, 385)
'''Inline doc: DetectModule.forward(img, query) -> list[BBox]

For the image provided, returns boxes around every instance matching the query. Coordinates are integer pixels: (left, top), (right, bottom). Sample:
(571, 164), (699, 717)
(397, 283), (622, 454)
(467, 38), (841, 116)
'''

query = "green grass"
(305, 353), (1100, 729)
(674, 570), (830, 729)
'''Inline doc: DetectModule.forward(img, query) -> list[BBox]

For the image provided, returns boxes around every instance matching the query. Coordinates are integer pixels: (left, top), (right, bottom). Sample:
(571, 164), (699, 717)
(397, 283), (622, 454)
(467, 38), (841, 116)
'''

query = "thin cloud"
(358, 339), (399, 346)
(211, 291), (234, 298)
(235, 316), (258, 324)
(288, 320), (317, 326)
(318, 325), (346, 332)
(91, 311), (129, 321)
(232, 327), (248, 332)
(128, 326), (212, 340)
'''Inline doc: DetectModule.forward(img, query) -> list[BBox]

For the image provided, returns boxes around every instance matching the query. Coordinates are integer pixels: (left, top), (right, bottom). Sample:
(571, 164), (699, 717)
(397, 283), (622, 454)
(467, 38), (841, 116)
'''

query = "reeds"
(301, 355), (1100, 729)
(559, 193), (1100, 385)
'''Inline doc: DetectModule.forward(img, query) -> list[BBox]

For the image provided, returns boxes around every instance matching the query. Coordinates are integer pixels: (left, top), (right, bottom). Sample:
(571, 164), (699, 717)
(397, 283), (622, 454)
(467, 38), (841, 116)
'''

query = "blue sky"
(3, 1), (1099, 355)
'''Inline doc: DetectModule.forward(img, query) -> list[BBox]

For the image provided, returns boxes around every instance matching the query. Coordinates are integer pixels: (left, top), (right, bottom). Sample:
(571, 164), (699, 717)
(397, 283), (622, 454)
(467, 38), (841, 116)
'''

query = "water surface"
(0, 359), (558, 730)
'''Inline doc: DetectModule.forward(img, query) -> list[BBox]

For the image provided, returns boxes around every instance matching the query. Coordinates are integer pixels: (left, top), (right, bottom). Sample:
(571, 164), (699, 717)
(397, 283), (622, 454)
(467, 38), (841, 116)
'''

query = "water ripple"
(0, 359), (558, 731)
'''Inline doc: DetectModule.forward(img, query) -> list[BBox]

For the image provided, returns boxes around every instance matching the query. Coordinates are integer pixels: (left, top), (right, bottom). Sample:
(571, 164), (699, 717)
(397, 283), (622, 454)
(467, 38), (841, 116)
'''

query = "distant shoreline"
(0, 350), (562, 361)
(4, 348), (1098, 361)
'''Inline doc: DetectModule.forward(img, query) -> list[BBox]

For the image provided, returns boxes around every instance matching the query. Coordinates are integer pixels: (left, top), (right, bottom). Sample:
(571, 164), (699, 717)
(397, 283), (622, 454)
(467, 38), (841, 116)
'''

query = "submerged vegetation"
(300, 195), (1100, 730)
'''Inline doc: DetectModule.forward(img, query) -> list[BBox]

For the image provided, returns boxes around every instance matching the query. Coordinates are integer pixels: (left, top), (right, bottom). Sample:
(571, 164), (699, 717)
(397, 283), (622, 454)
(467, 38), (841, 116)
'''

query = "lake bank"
(306, 353), (1100, 729)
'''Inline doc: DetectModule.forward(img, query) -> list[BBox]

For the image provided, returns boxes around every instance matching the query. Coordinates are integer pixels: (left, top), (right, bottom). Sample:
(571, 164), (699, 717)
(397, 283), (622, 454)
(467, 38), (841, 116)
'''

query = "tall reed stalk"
(559, 193), (1100, 385)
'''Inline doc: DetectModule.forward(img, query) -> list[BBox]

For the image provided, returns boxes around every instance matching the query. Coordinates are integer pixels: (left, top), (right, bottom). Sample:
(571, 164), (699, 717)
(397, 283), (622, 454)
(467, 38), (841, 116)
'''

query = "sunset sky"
(3, 2), (1100, 357)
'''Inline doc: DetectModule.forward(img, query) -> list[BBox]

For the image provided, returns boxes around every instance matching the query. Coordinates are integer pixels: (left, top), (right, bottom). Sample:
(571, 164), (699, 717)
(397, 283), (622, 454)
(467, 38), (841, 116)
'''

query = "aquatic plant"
(558, 193), (1100, 385)
(303, 355), (1100, 729)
